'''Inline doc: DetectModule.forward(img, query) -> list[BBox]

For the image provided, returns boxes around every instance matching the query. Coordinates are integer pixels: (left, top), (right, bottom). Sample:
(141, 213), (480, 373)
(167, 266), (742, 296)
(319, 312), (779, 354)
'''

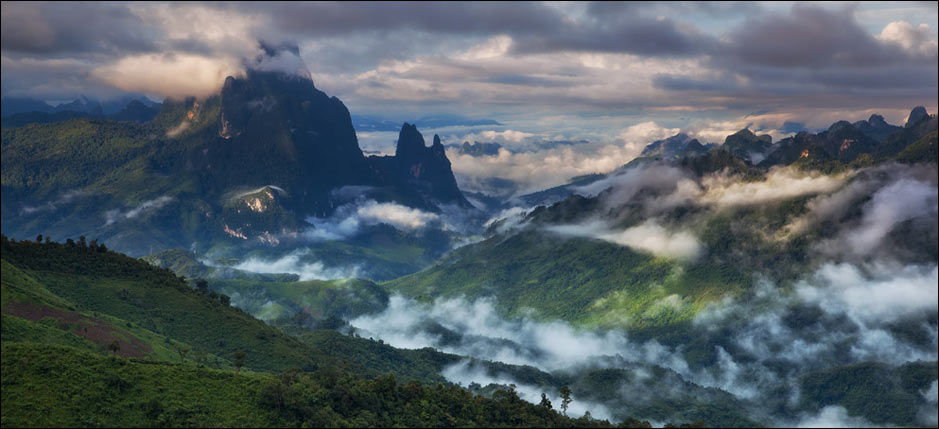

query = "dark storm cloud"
(246, 1), (717, 57)
(249, 1), (562, 38)
(723, 4), (918, 68)
(482, 74), (569, 88)
(650, 3), (938, 105)
(510, 15), (715, 56)
(0, 2), (158, 56)
(584, 1), (761, 20)
(0, 1), (935, 117)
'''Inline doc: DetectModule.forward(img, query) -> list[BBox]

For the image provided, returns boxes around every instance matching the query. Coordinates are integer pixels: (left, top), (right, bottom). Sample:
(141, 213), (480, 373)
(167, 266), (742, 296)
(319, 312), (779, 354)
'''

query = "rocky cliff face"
(386, 124), (472, 208)
(199, 70), (470, 216)
(208, 70), (375, 216)
(640, 133), (696, 159)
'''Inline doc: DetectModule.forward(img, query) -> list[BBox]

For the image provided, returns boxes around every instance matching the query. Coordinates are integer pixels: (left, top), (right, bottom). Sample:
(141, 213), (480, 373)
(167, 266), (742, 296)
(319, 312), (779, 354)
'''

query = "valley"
(2, 2), (937, 427)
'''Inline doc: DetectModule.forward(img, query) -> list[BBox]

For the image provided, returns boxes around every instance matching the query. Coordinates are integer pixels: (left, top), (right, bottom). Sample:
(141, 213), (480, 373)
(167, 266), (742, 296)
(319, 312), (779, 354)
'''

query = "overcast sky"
(2, 1), (937, 191)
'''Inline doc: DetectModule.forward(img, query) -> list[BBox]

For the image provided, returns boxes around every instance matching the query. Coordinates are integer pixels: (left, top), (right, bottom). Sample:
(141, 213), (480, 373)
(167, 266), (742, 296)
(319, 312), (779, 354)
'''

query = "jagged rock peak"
(828, 120), (853, 132)
(396, 122), (427, 160)
(906, 106), (929, 127)
(431, 134), (445, 154)
(867, 114), (887, 126)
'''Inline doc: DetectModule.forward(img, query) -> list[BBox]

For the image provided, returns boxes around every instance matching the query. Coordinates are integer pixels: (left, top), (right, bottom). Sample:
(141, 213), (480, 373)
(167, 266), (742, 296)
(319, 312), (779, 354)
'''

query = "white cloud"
(232, 249), (362, 281)
(921, 380), (939, 426)
(700, 166), (845, 208)
(843, 178), (938, 256)
(795, 406), (874, 428)
(254, 50), (311, 79)
(104, 196), (174, 226)
(455, 35), (513, 61)
(548, 219), (702, 261)
(796, 263), (939, 326)
(93, 53), (243, 98)
(305, 199), (441, 240)
(442, 360), (612, 420)
(20, 189), (87, 215)
(448, 135), (670, 197)
(616, 121), (681, 156)
(878, 21), (939, 57)
(469, 129), (536, 143)
(165, 120), (190, 138)
(483, 206), (533, 234)
(573, 163), (701, 213)
(356, 200), (439, 230)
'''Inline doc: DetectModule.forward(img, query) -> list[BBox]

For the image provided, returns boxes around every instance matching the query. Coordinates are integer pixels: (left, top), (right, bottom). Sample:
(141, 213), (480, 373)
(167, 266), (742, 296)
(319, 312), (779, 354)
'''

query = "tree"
(108, 340), (121, 355)
(194, 348), (208, 366)
(233, 350), (246, 372)
(195, 279), (209, 294)
(539, 393), (553, 409)
(175, 345), (190, 362)
(36, 234), (43, 243)
(78, 235), (87, 247)
(559, 386), (572, 416)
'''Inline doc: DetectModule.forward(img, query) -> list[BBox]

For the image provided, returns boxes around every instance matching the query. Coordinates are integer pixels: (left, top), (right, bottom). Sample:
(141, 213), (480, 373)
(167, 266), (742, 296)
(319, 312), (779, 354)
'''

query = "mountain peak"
(906, 106), (929, 127)
(396, 122), (427, 161)
(868, 114), (887, 126)
(722, 128), (772, 162)
(641, 132), (693, 158)
(431, 134), (445, 155)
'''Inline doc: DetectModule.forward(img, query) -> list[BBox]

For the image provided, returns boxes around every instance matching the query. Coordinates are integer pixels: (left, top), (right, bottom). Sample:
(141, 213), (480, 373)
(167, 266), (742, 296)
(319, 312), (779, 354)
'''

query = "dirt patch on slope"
(3, 300), (153, 358)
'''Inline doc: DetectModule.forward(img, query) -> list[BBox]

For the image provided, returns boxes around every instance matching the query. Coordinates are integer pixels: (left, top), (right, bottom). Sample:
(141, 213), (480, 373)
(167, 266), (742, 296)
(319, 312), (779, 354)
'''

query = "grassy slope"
(1, 238), (314, 372)
(2, 342), (623, 428)
(386, 230), (748, 330)
(209, 277), (388, 323)
(896, 130), (938, 164)
(1, 259), (215, 363)
(1, 343), (281, 428)
(2, 236), (641, 427)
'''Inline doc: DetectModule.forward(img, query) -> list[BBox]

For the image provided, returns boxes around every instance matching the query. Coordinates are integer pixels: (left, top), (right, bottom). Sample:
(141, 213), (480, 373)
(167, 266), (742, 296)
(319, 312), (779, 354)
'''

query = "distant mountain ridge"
(1, 95), (161, 126)
(352, 114), (501, 132)
(1, 93), (160, 117)
(513, 106), (936, 210)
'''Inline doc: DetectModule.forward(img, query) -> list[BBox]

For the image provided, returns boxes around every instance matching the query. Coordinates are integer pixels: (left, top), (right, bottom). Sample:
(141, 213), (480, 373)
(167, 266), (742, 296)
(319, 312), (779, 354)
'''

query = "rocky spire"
(906, 106), (928, 127)
(395, 122), (426, 162)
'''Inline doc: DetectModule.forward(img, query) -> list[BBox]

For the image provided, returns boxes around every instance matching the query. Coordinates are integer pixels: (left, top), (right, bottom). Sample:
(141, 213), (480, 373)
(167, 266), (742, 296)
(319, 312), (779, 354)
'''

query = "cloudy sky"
(2, 1), (937, 193)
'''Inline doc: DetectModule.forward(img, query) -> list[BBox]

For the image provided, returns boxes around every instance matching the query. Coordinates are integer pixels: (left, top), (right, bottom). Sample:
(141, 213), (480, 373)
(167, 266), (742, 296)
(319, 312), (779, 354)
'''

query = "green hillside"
(209, 277), (389, 323)
(386, 230), (747, 330)
(2, 235), (671, 427)
(1, 236), (316, 372)
(2, 342), (623, 428)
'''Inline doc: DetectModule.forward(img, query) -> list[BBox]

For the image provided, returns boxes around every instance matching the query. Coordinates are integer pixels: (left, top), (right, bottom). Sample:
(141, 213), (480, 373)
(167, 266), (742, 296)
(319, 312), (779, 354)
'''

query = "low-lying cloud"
(548, 220), (702, 261)
(793, 406), (875, 428)
(103, 196), (174, 226)
(232, 249), (362, 281)
(305, 199), (441, 241)
(442, 360), (613, 420)
(700, 166), (845, 208)
(796, 263), (939, 325)
(19, 189), (87, 215)
(349, 250), (937, 425)
(841, 178), (938, 256)
(447, 122), (682, 197)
